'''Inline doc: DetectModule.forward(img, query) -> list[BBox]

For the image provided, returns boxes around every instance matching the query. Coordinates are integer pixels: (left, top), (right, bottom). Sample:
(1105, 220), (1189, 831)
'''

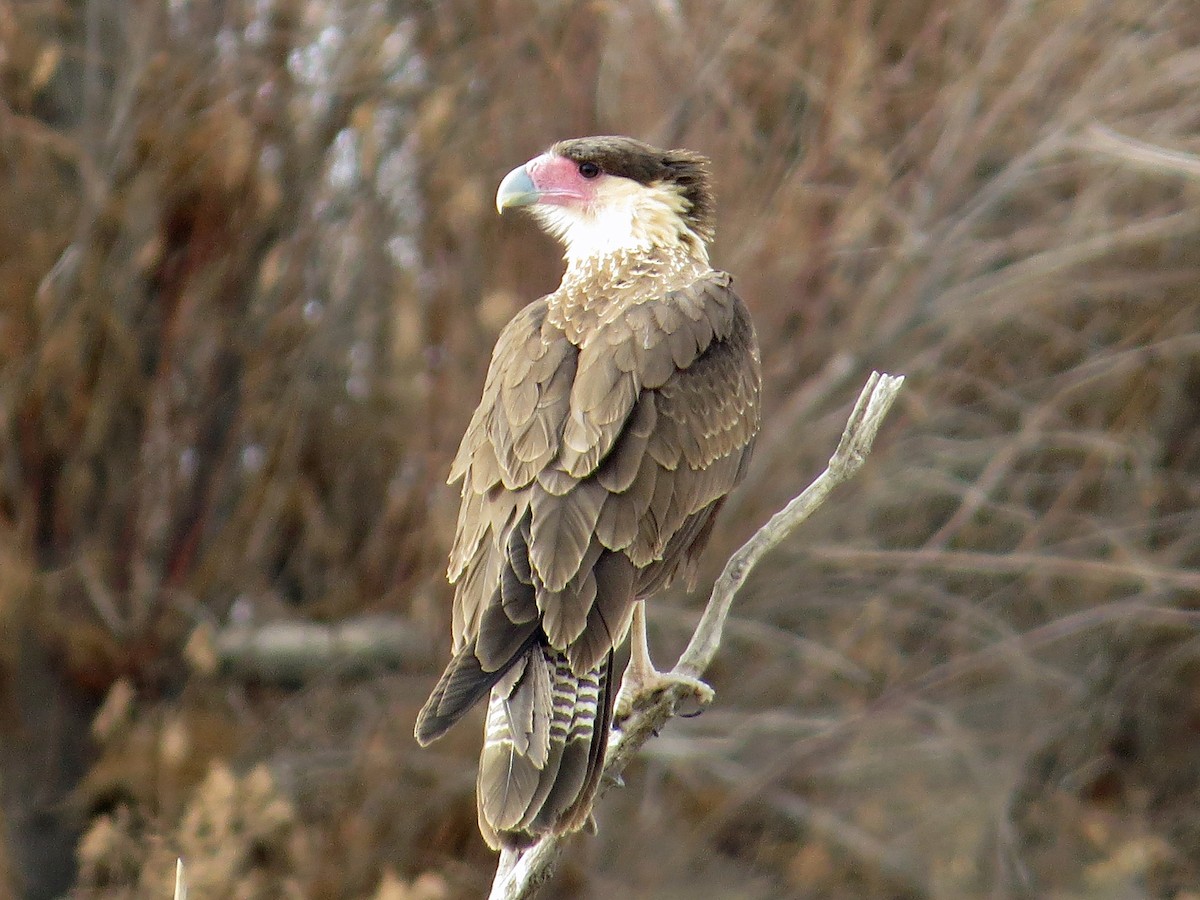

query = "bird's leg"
(614, 602), (714, 722)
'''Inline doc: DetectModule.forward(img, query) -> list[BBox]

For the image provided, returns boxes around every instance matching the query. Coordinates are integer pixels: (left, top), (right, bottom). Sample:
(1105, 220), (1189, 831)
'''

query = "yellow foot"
(614, 668), (715, 723)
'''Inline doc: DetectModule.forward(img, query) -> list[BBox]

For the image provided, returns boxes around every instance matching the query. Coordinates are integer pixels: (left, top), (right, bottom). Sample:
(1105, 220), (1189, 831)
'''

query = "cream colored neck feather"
(547, 239), (712, 343)
(533, 178), (709, 271)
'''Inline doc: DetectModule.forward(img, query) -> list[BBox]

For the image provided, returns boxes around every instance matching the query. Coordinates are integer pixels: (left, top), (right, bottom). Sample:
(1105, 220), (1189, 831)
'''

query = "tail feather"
(414, 628), (539, 746)
(478, 697), (542, 831)
(527, 654), (608, 835)
(558, 649), (616, 834)
(516, 741), (566, 832)
(477, 646), (615, 849)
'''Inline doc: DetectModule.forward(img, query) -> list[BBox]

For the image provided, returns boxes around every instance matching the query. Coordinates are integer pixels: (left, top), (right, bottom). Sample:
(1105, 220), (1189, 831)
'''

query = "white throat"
(532, 179), (708, 267)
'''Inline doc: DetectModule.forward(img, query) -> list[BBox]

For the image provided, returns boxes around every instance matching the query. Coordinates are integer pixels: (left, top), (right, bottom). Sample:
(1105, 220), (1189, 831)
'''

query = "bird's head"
(496, 136), (715, 264)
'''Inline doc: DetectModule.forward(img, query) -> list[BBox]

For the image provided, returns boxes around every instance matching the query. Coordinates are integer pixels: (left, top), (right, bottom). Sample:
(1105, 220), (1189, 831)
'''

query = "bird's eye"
(578, 162), (601, 179)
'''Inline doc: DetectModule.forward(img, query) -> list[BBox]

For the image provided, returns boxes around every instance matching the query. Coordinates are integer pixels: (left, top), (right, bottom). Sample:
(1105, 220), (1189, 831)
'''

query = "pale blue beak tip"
(496, 164), (540, 213)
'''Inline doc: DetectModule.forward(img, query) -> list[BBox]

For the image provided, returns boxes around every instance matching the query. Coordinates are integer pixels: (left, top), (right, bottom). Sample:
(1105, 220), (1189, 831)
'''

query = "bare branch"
(678, 371), (906, 679)
(1081, 123), (1200, 181)
(805, 545), (1200, 593)
(488, 371), (906, 900)
(185, 617), (434, 682)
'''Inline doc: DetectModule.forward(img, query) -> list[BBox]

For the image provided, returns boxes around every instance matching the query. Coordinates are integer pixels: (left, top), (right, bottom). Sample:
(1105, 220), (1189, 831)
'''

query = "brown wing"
(595, 274), (761, 597)
(445, 298), (578, 654)
(417, 272), (760, 847)
(447, 272), (759, 675)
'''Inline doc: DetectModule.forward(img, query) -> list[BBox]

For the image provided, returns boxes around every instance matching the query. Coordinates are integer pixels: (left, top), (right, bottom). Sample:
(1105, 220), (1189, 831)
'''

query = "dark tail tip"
(415, 631), (540, 745)
(414, 644), (490, 745)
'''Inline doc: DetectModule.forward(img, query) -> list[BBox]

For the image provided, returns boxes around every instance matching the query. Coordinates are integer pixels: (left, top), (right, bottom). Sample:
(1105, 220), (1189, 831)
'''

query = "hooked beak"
(495, 164), (541, 213)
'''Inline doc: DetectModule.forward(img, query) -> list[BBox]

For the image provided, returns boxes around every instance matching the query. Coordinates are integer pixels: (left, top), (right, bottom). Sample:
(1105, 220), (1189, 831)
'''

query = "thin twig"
(804, 545), (1200, 593)
(1081, 123), (1200, 181)
(487, 371), (906, 900)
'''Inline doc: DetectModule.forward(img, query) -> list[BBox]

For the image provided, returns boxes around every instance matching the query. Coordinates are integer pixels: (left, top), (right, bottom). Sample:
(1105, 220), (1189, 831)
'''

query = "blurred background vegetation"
(1, 0), (1199, 897)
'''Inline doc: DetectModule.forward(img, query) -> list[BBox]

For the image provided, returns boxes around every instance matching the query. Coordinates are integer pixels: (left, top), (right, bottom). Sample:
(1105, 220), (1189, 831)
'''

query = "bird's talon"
(616, 670), (714, 723)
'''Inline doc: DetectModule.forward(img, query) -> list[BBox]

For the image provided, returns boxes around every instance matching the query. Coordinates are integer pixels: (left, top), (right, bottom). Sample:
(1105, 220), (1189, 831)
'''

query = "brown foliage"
(76, 763), (299, 899)
(1, 0), (1199, 897)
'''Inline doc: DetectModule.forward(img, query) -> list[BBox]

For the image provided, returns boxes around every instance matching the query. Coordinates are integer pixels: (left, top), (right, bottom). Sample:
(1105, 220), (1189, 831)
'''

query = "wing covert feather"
(449, 273), (759, 681)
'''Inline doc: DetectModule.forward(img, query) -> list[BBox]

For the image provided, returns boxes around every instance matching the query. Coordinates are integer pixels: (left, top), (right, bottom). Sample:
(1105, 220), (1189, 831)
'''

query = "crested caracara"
(415, 136), (762, 850)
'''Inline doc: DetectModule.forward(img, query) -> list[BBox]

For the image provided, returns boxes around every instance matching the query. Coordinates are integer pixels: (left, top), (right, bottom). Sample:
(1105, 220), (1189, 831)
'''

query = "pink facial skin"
(524, 153), (604, 207)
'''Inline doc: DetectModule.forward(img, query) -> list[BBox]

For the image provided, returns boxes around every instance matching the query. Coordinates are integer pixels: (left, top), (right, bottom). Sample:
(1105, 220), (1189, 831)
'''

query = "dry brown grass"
(2, 0), (1200, 897)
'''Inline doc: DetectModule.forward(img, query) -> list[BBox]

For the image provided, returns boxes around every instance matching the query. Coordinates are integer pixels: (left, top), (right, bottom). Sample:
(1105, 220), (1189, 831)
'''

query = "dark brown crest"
(551, 136), (716, 242)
